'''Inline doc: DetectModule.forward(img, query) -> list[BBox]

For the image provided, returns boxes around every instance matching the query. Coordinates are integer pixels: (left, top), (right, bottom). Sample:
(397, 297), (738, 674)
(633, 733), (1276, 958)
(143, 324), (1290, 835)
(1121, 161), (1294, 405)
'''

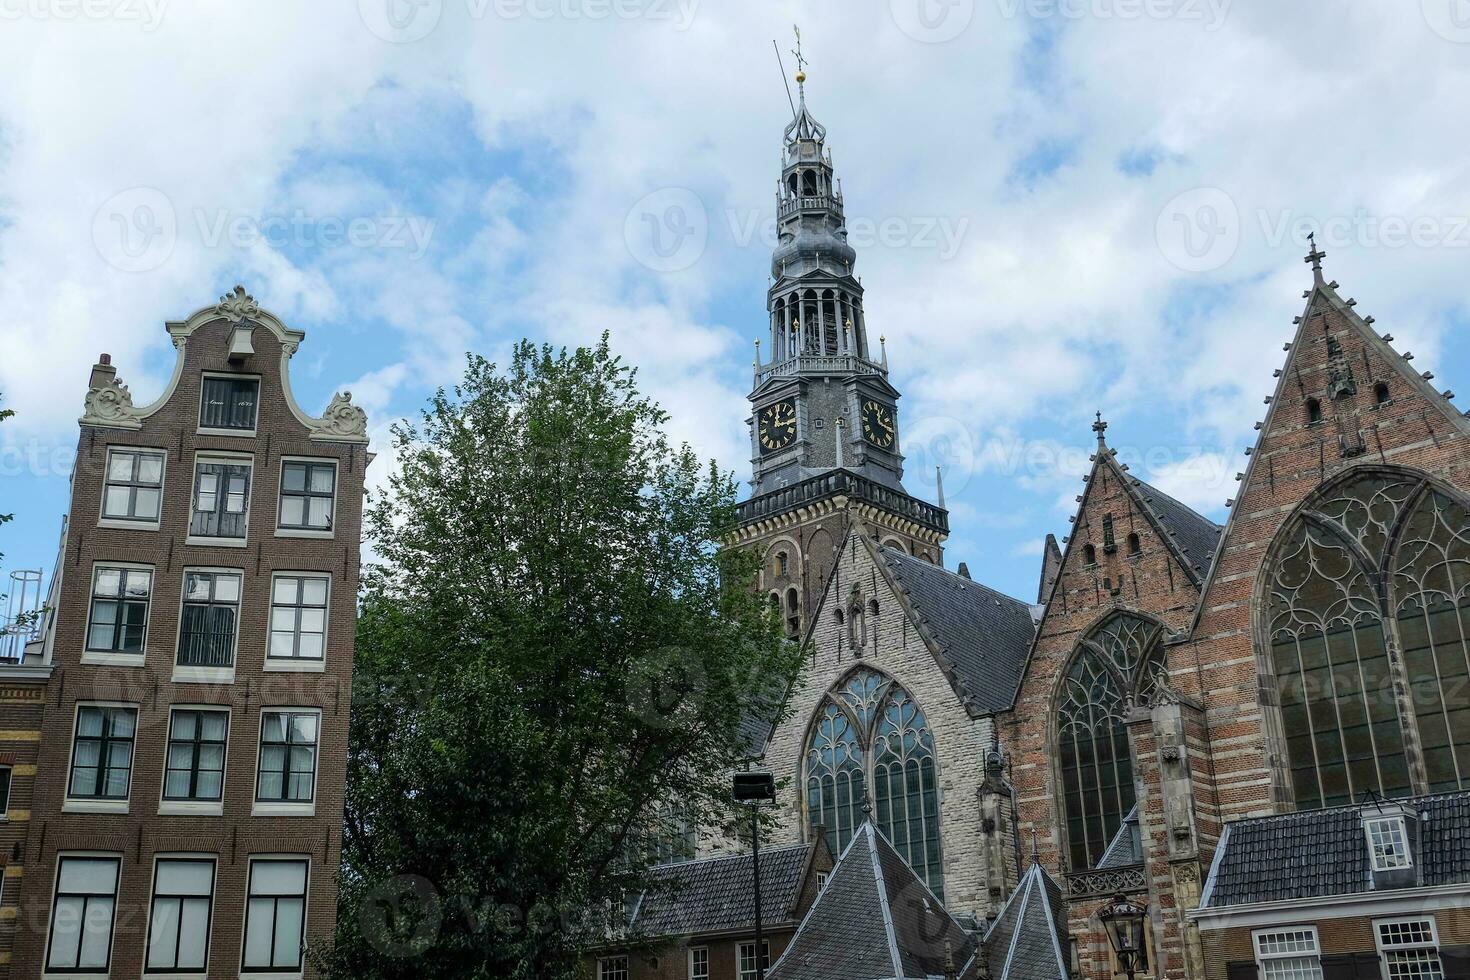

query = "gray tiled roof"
(879, 547), (1037, 714)
(1095, 805), (1143, 869)
(632, 841), (814, 937)
(1127, 474), (1222, 580)
(1201, 790), (1470, 908)
(769, 823), (976, 980)
(984, 861), (1071, 980)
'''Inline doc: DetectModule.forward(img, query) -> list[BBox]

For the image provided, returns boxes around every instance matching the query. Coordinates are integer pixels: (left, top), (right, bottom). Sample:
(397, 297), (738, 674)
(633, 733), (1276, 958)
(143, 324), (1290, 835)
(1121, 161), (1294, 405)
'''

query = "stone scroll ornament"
(311, 391), (368, 441)
(80, 376), (144, 429)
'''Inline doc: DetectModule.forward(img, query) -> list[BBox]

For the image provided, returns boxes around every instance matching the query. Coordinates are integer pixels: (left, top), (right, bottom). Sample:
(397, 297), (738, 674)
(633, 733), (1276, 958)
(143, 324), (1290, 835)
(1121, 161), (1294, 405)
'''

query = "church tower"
(732, 54), (947, 636)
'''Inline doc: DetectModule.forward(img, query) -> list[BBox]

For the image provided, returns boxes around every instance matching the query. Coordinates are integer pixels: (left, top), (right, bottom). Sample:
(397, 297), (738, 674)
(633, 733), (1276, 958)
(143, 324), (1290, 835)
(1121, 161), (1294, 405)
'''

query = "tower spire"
(1305, 232), (1327, 285)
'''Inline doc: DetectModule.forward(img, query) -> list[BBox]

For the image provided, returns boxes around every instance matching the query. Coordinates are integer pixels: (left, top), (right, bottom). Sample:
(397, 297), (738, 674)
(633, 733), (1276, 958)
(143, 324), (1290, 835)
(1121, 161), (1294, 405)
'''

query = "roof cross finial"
(791, 24), (809, 95)
(1092, 410), (1109, 446)
(1305, 232), (1327, 284)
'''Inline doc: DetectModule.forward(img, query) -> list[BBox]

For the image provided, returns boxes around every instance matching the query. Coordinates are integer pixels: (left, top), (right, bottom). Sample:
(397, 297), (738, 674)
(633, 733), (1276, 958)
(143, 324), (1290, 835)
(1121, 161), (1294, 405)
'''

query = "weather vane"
(792, 25), (809, 86)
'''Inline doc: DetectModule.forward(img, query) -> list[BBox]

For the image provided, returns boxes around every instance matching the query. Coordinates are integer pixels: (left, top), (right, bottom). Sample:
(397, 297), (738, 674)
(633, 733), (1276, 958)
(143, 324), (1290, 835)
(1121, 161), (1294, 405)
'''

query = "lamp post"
(1098, 892), (1149, 980)
(733, 772), (777, 980)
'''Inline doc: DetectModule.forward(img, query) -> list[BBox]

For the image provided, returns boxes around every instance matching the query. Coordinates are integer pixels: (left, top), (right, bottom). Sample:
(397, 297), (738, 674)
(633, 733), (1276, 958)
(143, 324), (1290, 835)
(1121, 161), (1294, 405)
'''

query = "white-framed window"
(268, 574), (329, 662)
(163, 708), (229, 804)
(189, 455), (253, 543)
(277, 459), (337, 534)
(1365, 815), (1413, 871)
(176, 569), (242, 670)
(0, 764), (11, 818)
(84, 564), (152, 656)
(100, 447), (165, 526)
(146, 856), (216, 974)
(242, 857), (309, 974)
(1253, 927), (1323, 980)
(738, 941), (771, 980)
(44, 854), (121, 974)
(599, 955), (629, 980)
(1376, 918), (1445, 980)
(690, 946), (709, 980)
(67, 705), (137, 803)
(255, 710), (320, 806)
(816, 871), (829, 890)
(199, 373), (260, 434)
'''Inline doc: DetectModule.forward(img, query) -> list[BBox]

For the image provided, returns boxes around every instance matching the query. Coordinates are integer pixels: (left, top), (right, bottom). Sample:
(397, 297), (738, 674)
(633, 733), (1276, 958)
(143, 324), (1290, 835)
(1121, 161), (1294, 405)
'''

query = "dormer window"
(1365, 814), (1412, 871)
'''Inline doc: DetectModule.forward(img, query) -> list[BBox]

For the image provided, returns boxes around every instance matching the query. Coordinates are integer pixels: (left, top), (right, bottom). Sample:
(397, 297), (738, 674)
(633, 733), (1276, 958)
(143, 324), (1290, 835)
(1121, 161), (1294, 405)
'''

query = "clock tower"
(733, 59), (948, 634)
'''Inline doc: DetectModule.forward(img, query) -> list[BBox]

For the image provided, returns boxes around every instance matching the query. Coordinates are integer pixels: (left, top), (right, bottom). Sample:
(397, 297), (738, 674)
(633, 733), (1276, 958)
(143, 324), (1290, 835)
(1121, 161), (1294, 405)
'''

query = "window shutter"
(1320, 953), (1381, 979)
(1441, 945), (1470, 980)
(1225, 961), (1259, 980)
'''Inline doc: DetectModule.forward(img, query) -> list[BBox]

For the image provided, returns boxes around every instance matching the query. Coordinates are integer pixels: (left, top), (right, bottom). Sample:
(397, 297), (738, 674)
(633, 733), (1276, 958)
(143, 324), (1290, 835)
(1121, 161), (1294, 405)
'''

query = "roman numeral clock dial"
(862, 400), (896, 448)
(758, 400), (797, 453)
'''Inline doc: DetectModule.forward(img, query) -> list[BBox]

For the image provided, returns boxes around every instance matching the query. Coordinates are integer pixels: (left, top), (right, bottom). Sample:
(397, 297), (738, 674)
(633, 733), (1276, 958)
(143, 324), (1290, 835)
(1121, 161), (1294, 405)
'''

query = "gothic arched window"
(1055, 613), (1169, 870)
(805, 669), (944, 895)
(1264, 470), (1470, 808)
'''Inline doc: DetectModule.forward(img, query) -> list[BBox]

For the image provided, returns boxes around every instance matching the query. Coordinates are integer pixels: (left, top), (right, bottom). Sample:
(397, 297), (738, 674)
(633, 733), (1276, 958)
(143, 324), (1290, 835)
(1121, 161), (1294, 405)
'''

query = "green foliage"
(321, 338), (797, 980)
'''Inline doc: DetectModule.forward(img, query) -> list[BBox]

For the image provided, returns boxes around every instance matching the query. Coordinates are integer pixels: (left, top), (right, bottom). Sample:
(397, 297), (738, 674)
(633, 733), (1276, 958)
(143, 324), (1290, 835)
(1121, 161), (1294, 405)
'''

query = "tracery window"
(1055, 612), (1168, 870)
(804, 669), (943, 895)
(1263, 469), (1470, 809)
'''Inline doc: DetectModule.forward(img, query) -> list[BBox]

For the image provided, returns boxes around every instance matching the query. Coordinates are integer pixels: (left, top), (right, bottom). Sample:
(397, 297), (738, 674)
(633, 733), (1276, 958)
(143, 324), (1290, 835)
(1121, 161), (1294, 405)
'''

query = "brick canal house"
(701, 66), (1470, 980)
(2, 286), (369, 979)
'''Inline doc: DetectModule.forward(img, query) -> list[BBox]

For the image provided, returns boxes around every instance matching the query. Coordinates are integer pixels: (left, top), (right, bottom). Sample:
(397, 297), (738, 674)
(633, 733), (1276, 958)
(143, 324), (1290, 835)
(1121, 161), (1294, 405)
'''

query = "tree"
(321, 338), (798, 980)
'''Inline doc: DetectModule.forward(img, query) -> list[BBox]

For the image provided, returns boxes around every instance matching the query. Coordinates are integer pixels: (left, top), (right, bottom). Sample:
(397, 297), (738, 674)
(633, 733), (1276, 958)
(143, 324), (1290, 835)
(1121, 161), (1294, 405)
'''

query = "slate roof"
(768, 823), (977, 980)
(1125, 474), (1223, 581)
(984, 860), (1071, 980)
(879, 546), (1037, 714)
(1095, 805), (1143, 869)
(631, 840), (816, 937)
(1200, 790), (1470, 908)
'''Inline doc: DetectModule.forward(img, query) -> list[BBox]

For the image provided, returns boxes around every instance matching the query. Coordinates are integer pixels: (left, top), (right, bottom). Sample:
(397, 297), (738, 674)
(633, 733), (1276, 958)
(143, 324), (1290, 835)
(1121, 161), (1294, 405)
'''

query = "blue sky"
(2, 1), (1470, 604)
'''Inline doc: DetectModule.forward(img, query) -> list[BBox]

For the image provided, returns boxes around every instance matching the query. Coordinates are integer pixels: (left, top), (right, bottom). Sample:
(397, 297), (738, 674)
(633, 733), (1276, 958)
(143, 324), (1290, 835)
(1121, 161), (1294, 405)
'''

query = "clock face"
(861, 399), (896, 448)
(758, 400), (798, 454)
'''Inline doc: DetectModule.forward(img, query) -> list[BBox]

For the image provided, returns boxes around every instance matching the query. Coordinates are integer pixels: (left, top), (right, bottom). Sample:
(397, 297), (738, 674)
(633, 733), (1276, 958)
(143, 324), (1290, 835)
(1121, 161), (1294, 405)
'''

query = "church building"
(622, 62), (1470, 980)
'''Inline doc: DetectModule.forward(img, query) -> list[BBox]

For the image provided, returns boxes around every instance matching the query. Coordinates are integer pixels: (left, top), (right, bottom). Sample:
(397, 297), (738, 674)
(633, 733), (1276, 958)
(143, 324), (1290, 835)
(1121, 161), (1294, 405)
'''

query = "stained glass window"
(1056, 613), (1167, 870)
(804, 668), (944, 895)
(1264, 471), (1470, 808)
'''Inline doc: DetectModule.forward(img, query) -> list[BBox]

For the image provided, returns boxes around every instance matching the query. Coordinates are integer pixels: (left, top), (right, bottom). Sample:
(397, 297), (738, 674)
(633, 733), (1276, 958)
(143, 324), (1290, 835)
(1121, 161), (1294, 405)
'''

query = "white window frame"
(264, 572), (330, 673)
(689, 946), (710, 980)
(172, 566), (243, 685)
(1375, 917), (1444, 980)
(43, 852), (122, 977)
(1365, 815), (1413, 872)
(144, 854), (217, 975)
(240, 855), (310, 977)
(186, 452), (254, 548)
(62, 702), (138, 815)
(0, 764), (11, 821)
(737, 941), (771, 980)
(1252, 926), (1324, 980)
(598, 955), (629, 980)
(158, 705), (231, 817)
(98, 446), (167, 531)
(275, 457), (338, 540)
(252, 708), (322, 817)
(197, 371), (261, 437)
(80, 562), (153, 666)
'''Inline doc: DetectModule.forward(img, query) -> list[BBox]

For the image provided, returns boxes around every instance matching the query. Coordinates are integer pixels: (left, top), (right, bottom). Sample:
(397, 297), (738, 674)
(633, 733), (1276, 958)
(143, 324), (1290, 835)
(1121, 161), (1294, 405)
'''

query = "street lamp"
(733, 772), (776, 980)
(1098, 893), (1149, 980)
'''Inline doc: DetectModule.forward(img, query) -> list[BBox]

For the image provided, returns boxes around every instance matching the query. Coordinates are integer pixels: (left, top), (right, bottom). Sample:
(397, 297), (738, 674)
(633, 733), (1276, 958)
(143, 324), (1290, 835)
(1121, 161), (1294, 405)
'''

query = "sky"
(1, 0), (1469, 605)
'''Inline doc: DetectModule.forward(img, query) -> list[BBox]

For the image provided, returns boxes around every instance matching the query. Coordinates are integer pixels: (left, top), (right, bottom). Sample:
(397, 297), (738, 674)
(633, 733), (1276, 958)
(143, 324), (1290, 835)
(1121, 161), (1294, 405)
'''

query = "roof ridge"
(881, 545), (1031, 609)
(650, 841), (810, 871)
(1229, 787), (1470, 826)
